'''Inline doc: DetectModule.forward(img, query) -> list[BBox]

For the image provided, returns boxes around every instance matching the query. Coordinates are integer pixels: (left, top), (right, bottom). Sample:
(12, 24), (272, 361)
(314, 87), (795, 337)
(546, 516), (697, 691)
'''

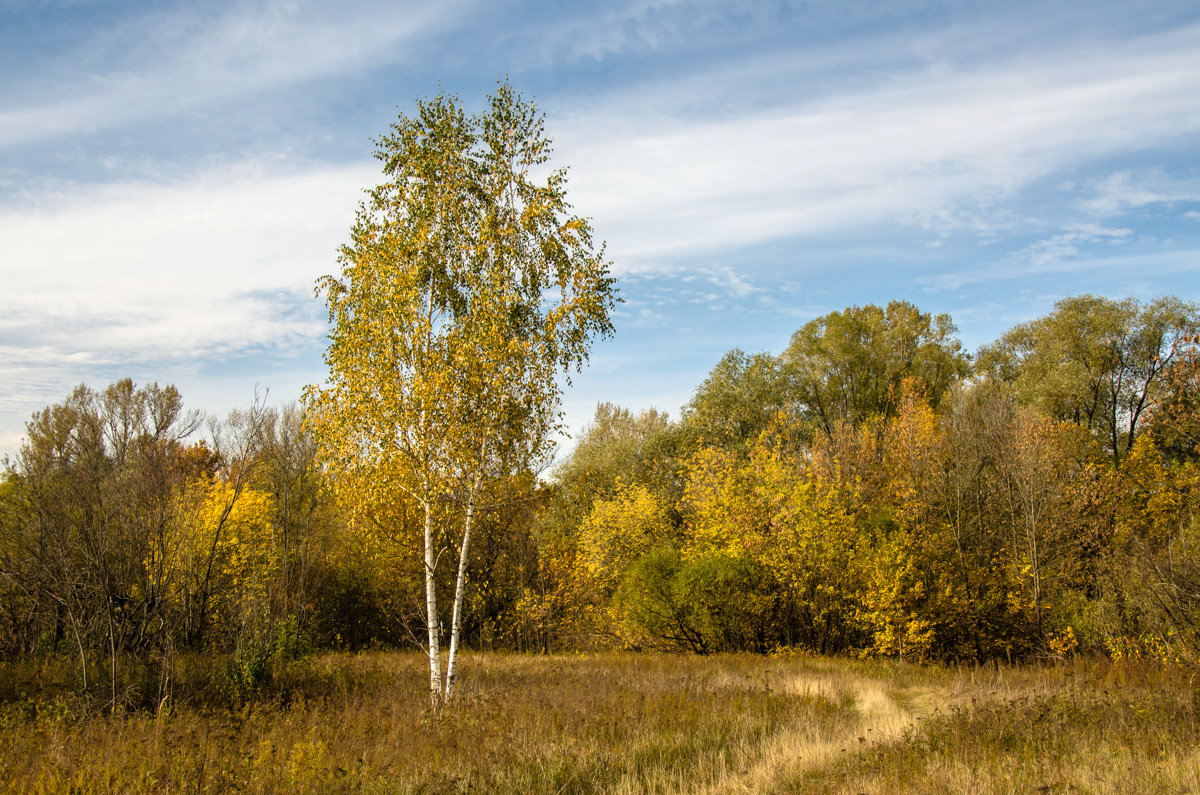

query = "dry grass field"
(1, 651), (1197, 793)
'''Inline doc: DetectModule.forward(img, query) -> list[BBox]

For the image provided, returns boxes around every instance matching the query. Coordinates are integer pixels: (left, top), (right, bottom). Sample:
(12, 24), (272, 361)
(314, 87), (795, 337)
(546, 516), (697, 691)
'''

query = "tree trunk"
(422, 498), (442, 707)
(444, 483), (479, 702)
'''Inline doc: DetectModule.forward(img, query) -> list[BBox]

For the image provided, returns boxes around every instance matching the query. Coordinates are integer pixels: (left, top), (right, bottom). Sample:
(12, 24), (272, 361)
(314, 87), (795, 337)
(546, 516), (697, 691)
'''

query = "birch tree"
(307, 83), (615, 706)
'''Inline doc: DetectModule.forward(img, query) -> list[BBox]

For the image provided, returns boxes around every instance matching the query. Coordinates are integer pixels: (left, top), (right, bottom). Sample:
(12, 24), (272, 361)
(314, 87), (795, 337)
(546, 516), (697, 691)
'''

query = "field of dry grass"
(0, 651), (1197, 793)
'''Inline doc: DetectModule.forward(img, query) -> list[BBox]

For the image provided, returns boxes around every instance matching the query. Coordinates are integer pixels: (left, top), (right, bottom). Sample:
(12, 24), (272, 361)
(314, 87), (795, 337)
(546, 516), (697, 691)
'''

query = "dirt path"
(693, 668), (937, 794)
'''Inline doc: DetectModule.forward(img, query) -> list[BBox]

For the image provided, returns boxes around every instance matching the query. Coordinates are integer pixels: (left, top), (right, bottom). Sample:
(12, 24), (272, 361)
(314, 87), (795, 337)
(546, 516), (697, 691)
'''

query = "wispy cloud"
(554, 23), (1200, 272)
(0, 160), (372, 369)
(3, 1), (1199, 459)
(1022, 223), (1133, 266)
(0, 0), (466, 150)
(524, 0), (704, 63)
(920, 243), (1200, 294)
(1078, 169), (1200, 215)
(0, 156), (373, 454)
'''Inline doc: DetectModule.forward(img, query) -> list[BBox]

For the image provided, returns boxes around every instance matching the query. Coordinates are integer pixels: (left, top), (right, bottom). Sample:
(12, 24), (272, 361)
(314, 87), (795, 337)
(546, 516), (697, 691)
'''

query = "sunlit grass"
(0, 651), (1196, 793)
(800, 660), (1200, 794)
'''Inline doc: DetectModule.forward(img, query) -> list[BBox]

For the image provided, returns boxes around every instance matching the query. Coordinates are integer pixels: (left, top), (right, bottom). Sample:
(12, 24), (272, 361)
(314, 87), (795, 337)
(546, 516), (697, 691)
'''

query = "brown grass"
(802, 660), (1200, 794)
(0, 652), (1196, 793)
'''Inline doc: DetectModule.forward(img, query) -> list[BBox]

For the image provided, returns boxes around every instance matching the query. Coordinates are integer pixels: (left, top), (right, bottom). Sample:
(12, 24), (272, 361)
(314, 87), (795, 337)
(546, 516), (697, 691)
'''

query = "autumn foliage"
(537, 296), (1200, 664)
(2, 295), (1200, 713)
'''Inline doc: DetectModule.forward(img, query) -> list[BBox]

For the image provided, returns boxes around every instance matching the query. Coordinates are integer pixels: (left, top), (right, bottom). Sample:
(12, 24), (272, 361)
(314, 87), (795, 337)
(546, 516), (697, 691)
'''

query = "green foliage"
(672, 553), (774, 652)
(782, 300), (970, 436)
(553, 402), (673, 518)
(519, 295), (1200, 664)
(681, 349), (789, 451)
(223, 626), (273, 703)
(8, 292), (1200, 679)
(615, 549), (773, 653)
(978, 294), (1199, 463)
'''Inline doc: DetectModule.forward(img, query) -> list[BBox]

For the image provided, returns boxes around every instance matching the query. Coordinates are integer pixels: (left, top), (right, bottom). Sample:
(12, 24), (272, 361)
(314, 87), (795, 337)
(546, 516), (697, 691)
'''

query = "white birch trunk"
(444, 481), (478, 702)
(422, 498), (442, 706)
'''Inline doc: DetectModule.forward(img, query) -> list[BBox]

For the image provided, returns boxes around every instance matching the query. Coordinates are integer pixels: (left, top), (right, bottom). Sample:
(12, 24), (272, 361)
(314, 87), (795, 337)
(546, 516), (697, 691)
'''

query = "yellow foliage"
(1120, 433), (1197, 545)
(1047, 626), (1079, 658)
(682, 429), (862, 649)
(178, 477), (279, 639)
(1103, 632), (1182, 665)
(579, 484), (670, 592)
(856, 528), (940, 660)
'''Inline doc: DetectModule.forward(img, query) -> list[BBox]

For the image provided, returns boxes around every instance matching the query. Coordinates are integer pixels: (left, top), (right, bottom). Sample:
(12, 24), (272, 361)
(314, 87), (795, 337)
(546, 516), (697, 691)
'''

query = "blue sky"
(2, 0), (1200, 458)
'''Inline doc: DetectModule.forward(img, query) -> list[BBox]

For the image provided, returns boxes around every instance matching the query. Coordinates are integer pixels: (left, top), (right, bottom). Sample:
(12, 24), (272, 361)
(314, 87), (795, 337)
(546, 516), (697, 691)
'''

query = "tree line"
(546, 295), (1200, 662)
(2, 293), (1198, 706)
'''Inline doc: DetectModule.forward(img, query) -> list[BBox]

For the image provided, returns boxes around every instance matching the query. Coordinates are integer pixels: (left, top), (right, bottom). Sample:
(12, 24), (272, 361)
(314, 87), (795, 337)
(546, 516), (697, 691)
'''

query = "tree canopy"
(782, 300), (970, 436)
(978, 295), (1199, 463)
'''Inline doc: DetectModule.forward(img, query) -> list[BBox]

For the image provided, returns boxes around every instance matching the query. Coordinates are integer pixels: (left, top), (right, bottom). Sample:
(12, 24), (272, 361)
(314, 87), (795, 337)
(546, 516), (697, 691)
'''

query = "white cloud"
(1019, 223), (1133, 266)
(552, 23), (1200, 273)
(5, 4), (1200, 460)
(0, 157), (376, 455)
(0, 0), (466, 149)
(1079, 169), (1200, 216)
(1060, 223), (1134, 239)
(507, 0), (808, 69)
(529, 0), (694, 63)
(0, 160), (373, 371)
(920, 244), (1200, 293)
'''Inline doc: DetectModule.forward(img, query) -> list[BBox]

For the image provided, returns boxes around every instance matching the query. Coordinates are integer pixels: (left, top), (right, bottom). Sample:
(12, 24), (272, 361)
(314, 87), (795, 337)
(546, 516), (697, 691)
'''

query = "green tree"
(615, 548), (772, 653)
(307, 83), (615, 706)
(551, 402), (673, 519)
(978, 295), (1199, 464)
(782, 301), (970, 436)
(680, 349), (789, 451)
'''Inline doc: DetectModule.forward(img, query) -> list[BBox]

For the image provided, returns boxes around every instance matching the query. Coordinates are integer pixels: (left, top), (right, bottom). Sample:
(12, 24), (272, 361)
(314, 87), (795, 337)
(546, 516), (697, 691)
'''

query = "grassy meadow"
(2, 651), (1198, 793)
